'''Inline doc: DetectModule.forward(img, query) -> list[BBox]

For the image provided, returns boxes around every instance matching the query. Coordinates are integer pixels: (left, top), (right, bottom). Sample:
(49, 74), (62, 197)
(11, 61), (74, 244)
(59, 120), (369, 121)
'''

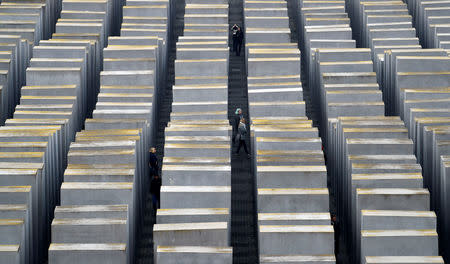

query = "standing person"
(235, 117), (250, 158)
(232, 108), (243, 143)
(149, 147), (159, 176)
(150, 174), (162, 211)
(236, 26), (243, 56)
(231, 24), (239, 53)
(149, 147), (160, 211)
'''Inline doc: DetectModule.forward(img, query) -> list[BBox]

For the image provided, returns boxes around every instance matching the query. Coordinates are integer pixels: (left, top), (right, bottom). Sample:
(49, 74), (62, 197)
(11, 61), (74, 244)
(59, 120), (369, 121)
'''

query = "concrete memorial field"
(0, 0), (448, 263)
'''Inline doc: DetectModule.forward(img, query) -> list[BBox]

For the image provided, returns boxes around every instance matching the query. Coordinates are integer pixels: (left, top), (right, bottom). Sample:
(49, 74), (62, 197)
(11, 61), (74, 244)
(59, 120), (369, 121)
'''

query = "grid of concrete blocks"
(0, 0), (169, 263)
(154, 0), (233, 263)
(0, 0), (449, 263)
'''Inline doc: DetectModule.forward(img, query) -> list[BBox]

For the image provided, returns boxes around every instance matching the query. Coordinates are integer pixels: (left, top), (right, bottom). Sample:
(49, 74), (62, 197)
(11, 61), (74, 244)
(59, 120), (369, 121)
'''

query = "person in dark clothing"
(231, 24), (240, 53)
(150, 174), (162, 210)
(232, 108), (243, 143)
(235, 27), (243, 56)
(331, 215), (340, 255)
(149, 147), (159, 177)
(235, 117), (250, 158)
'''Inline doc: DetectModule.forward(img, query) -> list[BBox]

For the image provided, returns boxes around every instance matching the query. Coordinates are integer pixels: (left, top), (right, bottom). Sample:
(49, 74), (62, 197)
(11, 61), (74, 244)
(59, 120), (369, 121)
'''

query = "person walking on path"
(232, 108), (243, 143)
(235, 117), (250, 158)
(231, 24), (240, 54)
(149, 147), (159, 177)
(149, 147), (161, 211)
(150, 174), (162, 211)
(236, 26), (243, 56)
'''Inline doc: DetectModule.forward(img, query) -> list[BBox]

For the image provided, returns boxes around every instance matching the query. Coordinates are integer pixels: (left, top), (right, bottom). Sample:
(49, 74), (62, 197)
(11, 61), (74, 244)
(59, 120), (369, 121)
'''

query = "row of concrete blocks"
(0, 124), (63, 264)
(404, 0), (450, 50)
(381, 49), (450, 116)
(0, 0), (114, 260)
(154, 2), (234, 262)
(347, 0), (424, 88)
(243, 1), (292, 44)
(48, 125), (151, 264)
(292, 0), (356, 119)
(0, 0), (58, 125)
(310, 48), (384, 145)
(0, 0), (137, 263)
(383, 51), (450, 262)
(251, 117), (336, 263)
(242, 0), (306, 120)
(172, 13), (229, 120)
(349, 0), (420, 54)
(241, 1), (335, 261)
(47, 0), (172, 262)
(325, 116), (444, 264)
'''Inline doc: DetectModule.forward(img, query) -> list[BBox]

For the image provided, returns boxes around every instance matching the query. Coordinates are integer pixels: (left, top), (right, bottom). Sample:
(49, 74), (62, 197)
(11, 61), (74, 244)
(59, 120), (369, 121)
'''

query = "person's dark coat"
(150, 177), (162, 197)
(149, 152), (158, 175)
(232, 113), (243, 141)
(236, 29), (243, 45)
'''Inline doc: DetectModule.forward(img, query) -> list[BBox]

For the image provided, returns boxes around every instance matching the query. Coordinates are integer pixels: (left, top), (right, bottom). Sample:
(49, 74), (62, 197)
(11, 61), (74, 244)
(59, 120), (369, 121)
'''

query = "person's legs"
(236, 42), (241, 56)
(232, 38), (237, 52)
(242, 140), (249, 154)
(236, 139), (243, 153)
(152, 194), (157, 210)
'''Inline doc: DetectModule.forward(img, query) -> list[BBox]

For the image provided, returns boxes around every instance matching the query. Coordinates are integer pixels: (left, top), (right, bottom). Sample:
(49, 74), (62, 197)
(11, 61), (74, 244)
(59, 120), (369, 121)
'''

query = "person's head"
(150, 147), (156, 153)
(154, 174), (159, 179)
(235, 108), (242, 115)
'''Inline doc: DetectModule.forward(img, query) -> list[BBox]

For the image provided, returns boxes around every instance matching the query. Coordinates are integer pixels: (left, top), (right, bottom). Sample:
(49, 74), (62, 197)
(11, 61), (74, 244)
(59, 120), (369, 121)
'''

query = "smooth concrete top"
(161, 186), (231, 192)
(258, 188), (328, 195)
(0, 219), (23, 225)
(163, 157), (230, 163)
(0, 245), (19, 252)
(52, 218), (127, 225)
(157, 246), (232, 253)
(260, 255), (335, 262)
(352, 173), (422, 180)
(258, 212), (330, 221)
(55, 205), (128, 213)
(165, 143), (229, 149)
(162, 165), (230, 171)
(0, 169), (39, 176)
(361, 210), (436, 217)
(0, 205), (27, 211)
(70, 141), (136, 149)
(361, 230), (437, 237)
(157, 208), (229, 216)
(0, 186), (31, 193)
(365, 256), (444, 263)
(49, 243), (126, 251)
(347, 138), (412, 144)
(101, 70), (153, 75)
(351, 164), (421, 170)
(257, 166), (326, 172)
(64, 168), (134, 176)
(348, 155), (415, 161)
(78, 129), (141, 136)
(68, 149), (135, 156)
(343, 127), (407, 133)
(259, 225), (334, 233)
(154, 222), (227, 231)
(61, 182), (133, 190)
(256, 137), (320, 143)
(67, 164), (135, 169)
(357, 188), (429, 195)
(165, 136), (229, 141)
(173, 84), (227, 90)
